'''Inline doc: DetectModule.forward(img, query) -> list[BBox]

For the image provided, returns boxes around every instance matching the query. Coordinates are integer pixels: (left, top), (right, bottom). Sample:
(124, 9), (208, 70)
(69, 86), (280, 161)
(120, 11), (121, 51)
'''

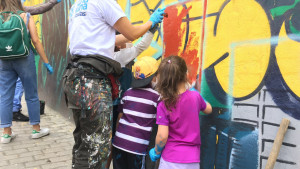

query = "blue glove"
(57, 0), (61, 2)
(190, 87), (198, 92)
(149, 148), (161, 162)
(149, 8), (166, 28)
(43, 63), (54, 74)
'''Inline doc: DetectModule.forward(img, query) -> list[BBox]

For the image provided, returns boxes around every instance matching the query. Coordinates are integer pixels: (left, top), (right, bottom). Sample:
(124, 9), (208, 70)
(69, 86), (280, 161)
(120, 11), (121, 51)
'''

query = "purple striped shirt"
(113, 87), (160, 155)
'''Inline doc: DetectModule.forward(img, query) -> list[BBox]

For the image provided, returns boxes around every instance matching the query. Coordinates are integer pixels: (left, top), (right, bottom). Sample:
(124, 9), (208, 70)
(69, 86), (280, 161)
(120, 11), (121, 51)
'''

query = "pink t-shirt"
(156, 90), (207, 163)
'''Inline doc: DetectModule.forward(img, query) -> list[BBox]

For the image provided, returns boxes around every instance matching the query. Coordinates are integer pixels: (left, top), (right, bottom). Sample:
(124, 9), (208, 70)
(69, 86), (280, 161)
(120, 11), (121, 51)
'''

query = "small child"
(105, 28), (158, 169)
(112, 56), (160, 169)
(149, 56), (212, 169)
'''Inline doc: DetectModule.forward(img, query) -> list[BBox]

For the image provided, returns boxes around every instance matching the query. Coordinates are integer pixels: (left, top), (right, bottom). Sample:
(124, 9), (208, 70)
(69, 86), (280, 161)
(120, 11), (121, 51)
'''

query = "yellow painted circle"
(214, 0), (271, 98)
(276, 22), (300, 97)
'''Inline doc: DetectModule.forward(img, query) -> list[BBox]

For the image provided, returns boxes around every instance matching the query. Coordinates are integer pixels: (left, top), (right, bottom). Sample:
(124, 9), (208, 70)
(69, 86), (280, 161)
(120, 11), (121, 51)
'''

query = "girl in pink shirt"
(149, 56), (212, 169)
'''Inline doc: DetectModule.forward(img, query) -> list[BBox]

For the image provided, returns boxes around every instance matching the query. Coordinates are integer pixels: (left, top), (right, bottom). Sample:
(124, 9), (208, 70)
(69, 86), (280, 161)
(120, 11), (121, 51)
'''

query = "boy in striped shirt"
(112, 56), (160, 169)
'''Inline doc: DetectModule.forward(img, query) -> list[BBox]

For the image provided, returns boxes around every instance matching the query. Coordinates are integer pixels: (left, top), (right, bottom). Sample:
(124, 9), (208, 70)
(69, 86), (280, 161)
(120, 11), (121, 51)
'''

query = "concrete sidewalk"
(0, 104), (74, 169)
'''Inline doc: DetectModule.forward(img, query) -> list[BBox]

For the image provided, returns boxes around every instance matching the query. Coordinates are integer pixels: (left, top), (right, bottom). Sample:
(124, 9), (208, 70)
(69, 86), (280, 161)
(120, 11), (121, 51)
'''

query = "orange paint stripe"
(198, 0), (208, 91)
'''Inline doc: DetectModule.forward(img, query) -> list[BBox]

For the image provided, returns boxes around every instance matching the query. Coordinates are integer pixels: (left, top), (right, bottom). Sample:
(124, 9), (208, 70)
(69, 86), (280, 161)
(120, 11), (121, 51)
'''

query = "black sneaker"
(13, 110), (29, 122)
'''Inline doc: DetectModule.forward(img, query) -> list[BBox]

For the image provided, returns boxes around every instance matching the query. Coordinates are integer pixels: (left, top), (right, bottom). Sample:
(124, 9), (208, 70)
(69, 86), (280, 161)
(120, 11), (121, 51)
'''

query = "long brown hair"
(0, 0), (24, 19)
(156, 56), (188, 111)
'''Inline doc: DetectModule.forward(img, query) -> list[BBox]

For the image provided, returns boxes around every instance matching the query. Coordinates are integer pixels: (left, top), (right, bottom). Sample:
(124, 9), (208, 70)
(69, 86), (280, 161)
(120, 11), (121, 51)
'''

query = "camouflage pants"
(66, 77), (113, 169)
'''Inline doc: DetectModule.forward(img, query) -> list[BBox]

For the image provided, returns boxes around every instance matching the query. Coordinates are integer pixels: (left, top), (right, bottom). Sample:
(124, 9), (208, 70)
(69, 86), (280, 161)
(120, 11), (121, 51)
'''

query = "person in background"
(65, 0), (165, 168)
(13, 0), (61, 122)
(149, 56), (212, 169)
(23, 0), (61, 15)
(105, 25), (159, 169)
(0, 0), (53, 144)
(112, 56), (160, 169)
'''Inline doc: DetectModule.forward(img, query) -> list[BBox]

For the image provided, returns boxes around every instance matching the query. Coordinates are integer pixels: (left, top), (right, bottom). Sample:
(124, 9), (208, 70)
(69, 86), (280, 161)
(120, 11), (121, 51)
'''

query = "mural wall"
(23, 0), (72, 117)
(24, 0), (300, 168)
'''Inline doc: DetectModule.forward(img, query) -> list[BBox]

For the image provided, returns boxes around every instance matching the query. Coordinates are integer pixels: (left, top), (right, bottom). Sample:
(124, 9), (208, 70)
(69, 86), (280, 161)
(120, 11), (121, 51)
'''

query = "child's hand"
(149, 148), (161, 162)
(43, 63), (54, 74)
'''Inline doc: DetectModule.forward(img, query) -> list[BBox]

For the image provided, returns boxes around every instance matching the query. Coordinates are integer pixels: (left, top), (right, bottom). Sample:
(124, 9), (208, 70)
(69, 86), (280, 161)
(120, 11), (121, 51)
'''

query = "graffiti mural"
(200, 0), (300, 168)
(23, 0), (72, 116)
(118, 0), (300, 168)
(23, 0), (299, 168)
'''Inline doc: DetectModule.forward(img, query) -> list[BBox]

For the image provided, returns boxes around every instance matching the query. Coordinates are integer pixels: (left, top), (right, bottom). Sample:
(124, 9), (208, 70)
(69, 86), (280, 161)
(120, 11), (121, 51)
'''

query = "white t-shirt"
(68, 0), (125, 59)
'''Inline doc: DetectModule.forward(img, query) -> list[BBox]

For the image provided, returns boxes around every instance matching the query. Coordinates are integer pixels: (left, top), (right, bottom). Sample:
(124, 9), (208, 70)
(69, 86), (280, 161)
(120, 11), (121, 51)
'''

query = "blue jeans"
(0, 50), (40, 128)
(13, 78), (24, 112)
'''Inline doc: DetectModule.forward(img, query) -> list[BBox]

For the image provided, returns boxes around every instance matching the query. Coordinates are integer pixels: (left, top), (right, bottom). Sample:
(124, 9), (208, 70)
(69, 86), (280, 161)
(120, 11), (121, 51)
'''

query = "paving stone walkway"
(0, 104), (74, 169)
(0, 99), (114, 169)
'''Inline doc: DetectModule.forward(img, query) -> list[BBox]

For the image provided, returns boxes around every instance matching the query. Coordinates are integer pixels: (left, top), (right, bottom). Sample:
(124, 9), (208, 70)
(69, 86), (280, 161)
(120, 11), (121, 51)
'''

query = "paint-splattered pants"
(65, 76), (113, 169)
(72, 107), (112, 169)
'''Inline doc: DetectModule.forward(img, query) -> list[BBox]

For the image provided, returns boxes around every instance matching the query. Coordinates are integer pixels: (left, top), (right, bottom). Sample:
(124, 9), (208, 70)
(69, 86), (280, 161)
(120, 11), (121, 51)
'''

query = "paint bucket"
(40, 100), (45, 115)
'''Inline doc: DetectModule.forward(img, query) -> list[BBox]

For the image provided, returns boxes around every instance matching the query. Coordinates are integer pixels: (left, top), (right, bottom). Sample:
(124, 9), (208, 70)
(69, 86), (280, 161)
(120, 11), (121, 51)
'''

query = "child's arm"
(133, 30), (156, 55)
(113, 30), (155, 67)
(28, 16), (53, 74)
(190, 87), (213, 115)
(115, 112), (123, 130)
(149, 125), (169, 161)
(203, 102), (212, 115)
(24, 0), (61, 15)
(155, 125), (169, 154)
